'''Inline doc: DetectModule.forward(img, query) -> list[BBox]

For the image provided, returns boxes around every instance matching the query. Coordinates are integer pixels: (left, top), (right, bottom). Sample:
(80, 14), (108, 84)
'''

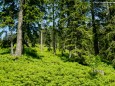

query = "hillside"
(0, 47), (115, 86)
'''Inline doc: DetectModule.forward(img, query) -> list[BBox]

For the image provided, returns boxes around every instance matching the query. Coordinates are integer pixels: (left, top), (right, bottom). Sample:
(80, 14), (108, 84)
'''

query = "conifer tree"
(15, 0), (45, 56)
(0, 0), (17, 55)
(98, 0), (115, 61)
(15, 0), (24, 56)
(90, 0), (99, 55)
(45, 0), (59, 54)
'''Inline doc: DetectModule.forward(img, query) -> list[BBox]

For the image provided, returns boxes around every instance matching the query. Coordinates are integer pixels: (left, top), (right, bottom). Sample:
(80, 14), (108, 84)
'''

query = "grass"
(0, 47), (115, 86)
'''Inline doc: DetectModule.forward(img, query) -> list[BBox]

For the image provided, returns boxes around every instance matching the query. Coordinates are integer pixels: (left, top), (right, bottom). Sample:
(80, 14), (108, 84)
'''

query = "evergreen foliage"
(0, 0), (115, 84)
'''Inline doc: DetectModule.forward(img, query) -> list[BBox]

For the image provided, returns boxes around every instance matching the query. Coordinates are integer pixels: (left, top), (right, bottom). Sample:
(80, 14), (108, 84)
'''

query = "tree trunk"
(91, 0), (99, 55)
(10, 27), (14, 55)
(69, 50), (72, 58)
(52, 0), (56, 54)
(15, 0), (24, 56)
(11, 39), (14, 55)
(40, 30), (43, 52)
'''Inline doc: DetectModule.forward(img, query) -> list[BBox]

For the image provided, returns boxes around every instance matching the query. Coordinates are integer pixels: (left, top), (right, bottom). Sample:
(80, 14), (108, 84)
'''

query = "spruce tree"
(15, 0), (24, 56)
(0, 0), (17, 55)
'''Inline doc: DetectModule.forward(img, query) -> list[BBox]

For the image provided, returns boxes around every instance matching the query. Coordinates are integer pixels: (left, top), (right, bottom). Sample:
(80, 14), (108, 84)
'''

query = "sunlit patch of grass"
(0, 47), (115, 85)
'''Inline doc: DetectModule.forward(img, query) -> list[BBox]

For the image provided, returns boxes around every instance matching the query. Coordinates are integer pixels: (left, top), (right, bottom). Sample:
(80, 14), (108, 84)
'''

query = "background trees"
(0, 0), (18, 54)
(0, 0), (115, 64)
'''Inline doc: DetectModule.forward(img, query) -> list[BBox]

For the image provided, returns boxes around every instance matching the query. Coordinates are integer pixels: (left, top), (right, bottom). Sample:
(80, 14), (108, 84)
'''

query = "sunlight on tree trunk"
(15, 0), (24, 56)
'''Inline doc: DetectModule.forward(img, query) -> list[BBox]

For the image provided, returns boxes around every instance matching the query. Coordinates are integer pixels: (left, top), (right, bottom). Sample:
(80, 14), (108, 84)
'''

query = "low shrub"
(0, 48), (115, 85)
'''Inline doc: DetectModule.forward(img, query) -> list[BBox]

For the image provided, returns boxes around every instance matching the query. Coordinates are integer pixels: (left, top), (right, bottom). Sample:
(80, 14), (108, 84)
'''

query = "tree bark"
(40, 30), (43, 52)
(10, 27), (14, 55)
(11, 39), (14, 55)
(91, 0), (99, 55)
(15, 0), (24, 56)
(52, 0), (56, 54)
(69, 50), (72, 58)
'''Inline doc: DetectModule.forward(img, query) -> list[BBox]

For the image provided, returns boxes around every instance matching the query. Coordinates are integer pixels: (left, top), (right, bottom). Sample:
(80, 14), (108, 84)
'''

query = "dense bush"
(0, 48), (115, 86)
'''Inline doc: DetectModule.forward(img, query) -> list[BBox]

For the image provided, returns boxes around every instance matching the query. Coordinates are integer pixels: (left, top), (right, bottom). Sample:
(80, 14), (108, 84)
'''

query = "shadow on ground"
(0, 48), (10, 55)
(56, 53), (69, 62)
(24, 48), (44, 59)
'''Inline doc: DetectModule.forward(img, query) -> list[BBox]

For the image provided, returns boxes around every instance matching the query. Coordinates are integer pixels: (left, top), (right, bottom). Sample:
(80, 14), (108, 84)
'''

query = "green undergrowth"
(0, 47), (115, 86)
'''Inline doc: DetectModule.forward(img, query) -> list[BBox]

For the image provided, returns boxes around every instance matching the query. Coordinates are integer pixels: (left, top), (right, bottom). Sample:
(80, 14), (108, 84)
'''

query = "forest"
(0, 0), (115, 85)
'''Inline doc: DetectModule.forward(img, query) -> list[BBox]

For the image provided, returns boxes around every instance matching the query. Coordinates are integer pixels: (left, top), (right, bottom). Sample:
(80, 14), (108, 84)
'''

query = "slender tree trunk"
(106, 2), (110, 20)
(11, 39), (14, 55)
(91, 0), (99, 55)
(40, 30), (43, 52)
(69, 50), (72, 58)
(59, 0), (65, 56)
(15, 0), (24, 56)
(52, 0), (56, 54)
(10, 27), (14, 55)
(52, 28), (56, 54)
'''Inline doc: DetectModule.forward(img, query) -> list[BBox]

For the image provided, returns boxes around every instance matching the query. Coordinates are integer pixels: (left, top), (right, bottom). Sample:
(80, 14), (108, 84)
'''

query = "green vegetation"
(0, 47), (115, 86)
(0, 0), (115, 85)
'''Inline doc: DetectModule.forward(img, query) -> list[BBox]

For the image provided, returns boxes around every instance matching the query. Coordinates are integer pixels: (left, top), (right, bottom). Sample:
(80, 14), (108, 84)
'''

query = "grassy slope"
(0, 47), (115, 86)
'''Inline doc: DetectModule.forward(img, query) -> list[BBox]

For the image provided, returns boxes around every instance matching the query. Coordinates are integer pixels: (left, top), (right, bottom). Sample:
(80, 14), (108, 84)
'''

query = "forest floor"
(0, 47), (115, 86)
